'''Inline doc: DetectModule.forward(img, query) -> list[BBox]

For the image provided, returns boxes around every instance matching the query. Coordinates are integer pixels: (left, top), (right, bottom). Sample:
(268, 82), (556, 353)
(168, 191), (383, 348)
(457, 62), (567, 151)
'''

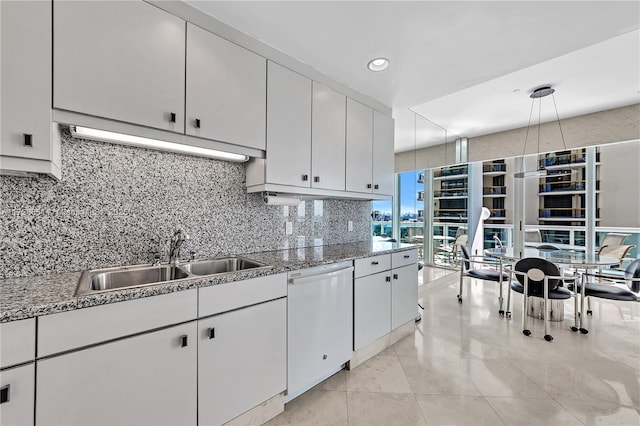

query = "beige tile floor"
(267, 267), (640, 426)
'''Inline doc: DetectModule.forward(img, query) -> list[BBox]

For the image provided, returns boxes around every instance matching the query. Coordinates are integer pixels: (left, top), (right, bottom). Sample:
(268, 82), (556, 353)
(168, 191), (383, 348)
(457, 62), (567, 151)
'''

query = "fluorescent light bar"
(71, 126), (249, 162)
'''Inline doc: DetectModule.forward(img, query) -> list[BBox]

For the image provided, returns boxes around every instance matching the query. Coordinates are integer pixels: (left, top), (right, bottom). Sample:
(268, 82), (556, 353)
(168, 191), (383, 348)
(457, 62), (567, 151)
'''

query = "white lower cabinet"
(0, 364), (35, 426)
(354, 251), (419, 351)
(198, 298), (286, 425)
(354, 271), (391, 350)
(36, 322), (197, 426)
(391, 264), (419, 329)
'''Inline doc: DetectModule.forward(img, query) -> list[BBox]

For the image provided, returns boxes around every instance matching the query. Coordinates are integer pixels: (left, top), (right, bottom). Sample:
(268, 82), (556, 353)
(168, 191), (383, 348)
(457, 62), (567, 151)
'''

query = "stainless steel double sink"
(76, 256), (270, 296)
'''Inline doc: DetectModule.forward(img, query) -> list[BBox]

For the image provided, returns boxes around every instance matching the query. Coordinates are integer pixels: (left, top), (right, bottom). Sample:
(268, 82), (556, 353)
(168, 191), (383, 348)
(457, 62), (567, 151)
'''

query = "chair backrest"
(455, 226), (467, 238)
(601, 233), (630, 246)
(597, 244), (635, 262)
(624, 259), (640, 293)
(460, 244), (471, 271)
(525, 230), (542, 243)
(537, 244), (559, 252)
(514, 257), (561, 296)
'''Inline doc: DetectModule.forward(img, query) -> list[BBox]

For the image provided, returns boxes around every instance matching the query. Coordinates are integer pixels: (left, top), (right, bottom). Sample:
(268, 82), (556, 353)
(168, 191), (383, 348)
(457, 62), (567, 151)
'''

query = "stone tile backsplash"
(0, 128), (372, 279)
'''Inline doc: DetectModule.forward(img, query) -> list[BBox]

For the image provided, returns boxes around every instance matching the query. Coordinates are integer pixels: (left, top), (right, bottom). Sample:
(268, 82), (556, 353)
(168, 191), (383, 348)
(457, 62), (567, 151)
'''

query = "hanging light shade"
(514, 86), (571, 179)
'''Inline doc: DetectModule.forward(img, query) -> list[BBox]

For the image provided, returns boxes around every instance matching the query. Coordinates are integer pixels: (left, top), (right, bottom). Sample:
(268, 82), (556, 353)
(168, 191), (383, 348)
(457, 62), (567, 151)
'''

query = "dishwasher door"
(287, 261), (353, 401)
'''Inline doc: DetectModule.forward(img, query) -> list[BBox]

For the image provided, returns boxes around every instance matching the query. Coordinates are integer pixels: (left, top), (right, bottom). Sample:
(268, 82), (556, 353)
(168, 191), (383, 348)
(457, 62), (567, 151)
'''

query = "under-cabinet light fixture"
(70, 126), (249, 162)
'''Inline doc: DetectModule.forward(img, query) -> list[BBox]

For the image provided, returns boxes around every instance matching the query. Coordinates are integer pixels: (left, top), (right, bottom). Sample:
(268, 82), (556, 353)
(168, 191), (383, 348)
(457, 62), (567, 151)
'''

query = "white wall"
(598, 140), (640, 227)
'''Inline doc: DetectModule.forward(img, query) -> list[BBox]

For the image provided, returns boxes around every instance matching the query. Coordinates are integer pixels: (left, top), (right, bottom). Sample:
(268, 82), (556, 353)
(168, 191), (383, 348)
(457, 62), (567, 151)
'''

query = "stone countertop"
(0, 241), (417, 322)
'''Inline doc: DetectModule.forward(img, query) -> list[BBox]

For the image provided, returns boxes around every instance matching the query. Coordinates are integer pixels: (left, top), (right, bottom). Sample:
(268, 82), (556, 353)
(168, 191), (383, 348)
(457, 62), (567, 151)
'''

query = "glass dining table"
(484, 247), (621, 334)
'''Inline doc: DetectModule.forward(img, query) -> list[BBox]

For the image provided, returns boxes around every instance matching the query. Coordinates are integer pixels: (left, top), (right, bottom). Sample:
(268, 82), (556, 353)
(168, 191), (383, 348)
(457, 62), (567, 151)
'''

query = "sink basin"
(179, 257), (266, 276)
(75, 256), (269, 296)
(76, 265), (189, 296)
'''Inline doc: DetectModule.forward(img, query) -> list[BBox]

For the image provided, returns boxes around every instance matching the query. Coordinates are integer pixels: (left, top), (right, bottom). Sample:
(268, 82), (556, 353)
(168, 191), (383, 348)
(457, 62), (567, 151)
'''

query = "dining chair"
(578, 259), (640, 321)
(506, 258), (577, 341)
(600, 233), (631, 246)
(438, 233), (468, 265)
(458, 245), (509, 314)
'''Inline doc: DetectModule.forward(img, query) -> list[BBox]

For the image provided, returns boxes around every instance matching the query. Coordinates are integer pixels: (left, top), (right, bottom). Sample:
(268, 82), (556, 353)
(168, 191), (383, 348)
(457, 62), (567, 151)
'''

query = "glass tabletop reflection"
(484, 247), (620, 268)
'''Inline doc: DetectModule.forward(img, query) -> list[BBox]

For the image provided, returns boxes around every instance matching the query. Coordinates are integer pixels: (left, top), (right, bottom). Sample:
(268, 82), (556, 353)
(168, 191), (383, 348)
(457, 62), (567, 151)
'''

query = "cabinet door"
(36, 322), (197, 426)
(391, 264), (419, 329)
(373, 111), (395, 195)
(266, 61), (312, 187)
(198, 298), (286, 426)
(54, 1), (185, 132)
(186, 23), (266, 150)
(0, 0), (51, 160)
(354, 272), (391, 350)
(346, 98), (373, 193)
(0, 364), (34, 426)
(311, 82), (346, 190)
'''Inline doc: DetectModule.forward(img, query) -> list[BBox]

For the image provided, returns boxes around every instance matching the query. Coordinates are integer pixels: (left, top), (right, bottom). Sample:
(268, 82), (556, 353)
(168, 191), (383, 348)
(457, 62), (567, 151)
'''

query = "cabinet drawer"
(0, 363), (34, 426)
(354, 254), (391, 278)
(0, 319), (35, 368)
(198, 273), (287, 318)
(392, 249), (419, 269)
(38, 290), (197, 357)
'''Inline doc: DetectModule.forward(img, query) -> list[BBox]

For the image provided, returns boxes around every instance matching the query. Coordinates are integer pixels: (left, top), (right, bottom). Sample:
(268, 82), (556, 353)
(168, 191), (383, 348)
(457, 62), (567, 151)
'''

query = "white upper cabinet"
(186, 23), (266, 150)
(345, 99), (374, 193)
(373, 111), (395, 195)
(311, 82), (346, 191)
(0, 0), (60, 179)
(265, 61), (312, 187)
(53, 0), (186, 132)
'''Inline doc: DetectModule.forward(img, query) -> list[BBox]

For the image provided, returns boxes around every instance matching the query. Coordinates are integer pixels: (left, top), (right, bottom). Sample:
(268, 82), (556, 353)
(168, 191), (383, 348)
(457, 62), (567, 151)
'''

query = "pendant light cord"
(519, 99), (536, 173)
(551, 93), (568, 151)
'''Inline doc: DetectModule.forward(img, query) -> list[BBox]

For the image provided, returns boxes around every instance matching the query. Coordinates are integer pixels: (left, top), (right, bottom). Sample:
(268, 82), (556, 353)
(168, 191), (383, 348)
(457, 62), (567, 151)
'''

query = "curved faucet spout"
(169, 228), (190, 264)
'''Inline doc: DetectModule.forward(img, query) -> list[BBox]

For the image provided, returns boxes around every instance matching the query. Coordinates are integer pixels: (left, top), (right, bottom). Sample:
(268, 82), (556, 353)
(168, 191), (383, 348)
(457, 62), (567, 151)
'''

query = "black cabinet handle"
(314, 176), (320, 183)
(180, 335), (188, 347)
(374, 184), (379, 190)
(169, 112), (176, 123)
(195, 118), (201, 128)
(393, 274), (399, 280)
(404, 255), (410, 259)
(385, 276), (391, 282)
(371, 261), (379, 265)
(208, 327), (215, 339)
(23, 133), (33, 147)
(367, 183), (372, 189)
(302, 174), (309, 181)
(0, 385), (9, 404)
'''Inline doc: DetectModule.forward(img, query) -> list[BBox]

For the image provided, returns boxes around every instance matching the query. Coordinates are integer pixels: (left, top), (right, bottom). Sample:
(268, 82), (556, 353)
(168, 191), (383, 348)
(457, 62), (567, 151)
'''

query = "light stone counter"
(1, 241), (417, 322)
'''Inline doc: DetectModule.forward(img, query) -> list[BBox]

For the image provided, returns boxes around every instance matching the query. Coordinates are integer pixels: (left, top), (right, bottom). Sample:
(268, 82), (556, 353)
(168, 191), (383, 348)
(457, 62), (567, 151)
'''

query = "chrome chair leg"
(457, 261), (464, 303)
(571, 273), (580, 332)
(543, 277), (553, 341)
(505, 270), (512, 319)
(522, 276), (531, 336)
(498, 259), (504, 316)
(579, 271), (589, 334)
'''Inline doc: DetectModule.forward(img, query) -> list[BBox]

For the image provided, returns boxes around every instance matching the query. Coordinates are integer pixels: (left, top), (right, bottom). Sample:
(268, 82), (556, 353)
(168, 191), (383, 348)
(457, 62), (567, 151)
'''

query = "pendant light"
(514, 86), (571, 178)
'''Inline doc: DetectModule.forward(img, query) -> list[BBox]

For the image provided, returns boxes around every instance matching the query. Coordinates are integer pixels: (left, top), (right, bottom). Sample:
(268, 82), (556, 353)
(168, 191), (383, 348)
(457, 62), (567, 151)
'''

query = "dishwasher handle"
(289, 266), (354, 286)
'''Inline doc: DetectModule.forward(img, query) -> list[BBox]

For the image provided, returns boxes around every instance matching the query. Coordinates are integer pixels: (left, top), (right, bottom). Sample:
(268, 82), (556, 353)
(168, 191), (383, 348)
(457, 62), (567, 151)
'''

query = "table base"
(527, 297), (565, 322)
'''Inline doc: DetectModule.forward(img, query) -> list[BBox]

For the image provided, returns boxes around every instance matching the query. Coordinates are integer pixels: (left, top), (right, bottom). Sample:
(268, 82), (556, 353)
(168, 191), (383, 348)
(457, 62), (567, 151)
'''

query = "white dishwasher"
(286, 261), (353, 402)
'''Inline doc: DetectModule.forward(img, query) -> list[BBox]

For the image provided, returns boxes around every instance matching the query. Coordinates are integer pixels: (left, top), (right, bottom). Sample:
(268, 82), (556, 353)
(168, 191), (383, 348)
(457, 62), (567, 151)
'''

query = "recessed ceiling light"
(367, 57), (390, 72)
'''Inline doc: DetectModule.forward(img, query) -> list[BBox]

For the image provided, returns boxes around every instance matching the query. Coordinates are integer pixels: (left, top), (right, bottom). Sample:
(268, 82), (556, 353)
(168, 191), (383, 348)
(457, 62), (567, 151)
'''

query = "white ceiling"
(185, 1), (640, 152)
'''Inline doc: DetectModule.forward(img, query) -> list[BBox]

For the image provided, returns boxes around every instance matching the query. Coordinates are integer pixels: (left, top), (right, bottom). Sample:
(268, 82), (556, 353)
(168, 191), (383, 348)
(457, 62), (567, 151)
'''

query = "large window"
(393, 140), (640, 269)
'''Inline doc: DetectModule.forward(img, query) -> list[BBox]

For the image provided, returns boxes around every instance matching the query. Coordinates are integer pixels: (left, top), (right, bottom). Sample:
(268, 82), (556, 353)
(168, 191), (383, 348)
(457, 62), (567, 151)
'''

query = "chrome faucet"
(169, 228), (190, 264)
